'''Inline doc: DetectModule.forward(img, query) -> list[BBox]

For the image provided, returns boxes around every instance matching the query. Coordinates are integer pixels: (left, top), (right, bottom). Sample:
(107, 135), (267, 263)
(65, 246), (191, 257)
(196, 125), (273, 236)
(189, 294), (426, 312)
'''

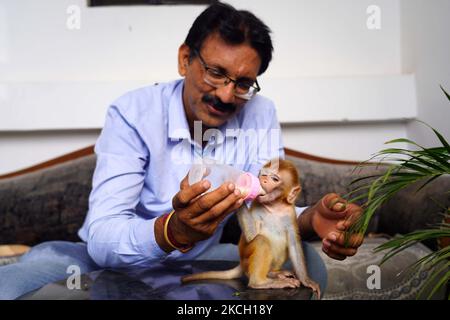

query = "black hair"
(184, 2), (273, 75)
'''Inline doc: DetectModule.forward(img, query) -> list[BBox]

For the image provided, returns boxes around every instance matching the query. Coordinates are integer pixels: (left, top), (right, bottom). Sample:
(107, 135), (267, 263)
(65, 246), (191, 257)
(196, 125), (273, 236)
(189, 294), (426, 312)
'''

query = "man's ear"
(178, 43), (191, 76)
(286, 185), (301, 205)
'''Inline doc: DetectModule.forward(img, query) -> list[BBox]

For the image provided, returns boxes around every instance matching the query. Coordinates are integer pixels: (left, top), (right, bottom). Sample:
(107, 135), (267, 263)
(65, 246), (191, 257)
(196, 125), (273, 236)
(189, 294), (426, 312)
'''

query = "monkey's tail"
(181, 265), (243, 284)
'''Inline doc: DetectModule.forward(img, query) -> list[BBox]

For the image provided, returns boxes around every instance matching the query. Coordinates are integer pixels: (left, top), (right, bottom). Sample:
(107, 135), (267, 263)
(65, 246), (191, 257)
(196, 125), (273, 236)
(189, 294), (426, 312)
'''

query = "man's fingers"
(336, 204), (363, 231)
(324, 193), (346, 210)
(180, 174), (190, 190)
(187, 182), (236, 217)
(229, 196), (246, 212)
(173, 180), (211, 209)
(322, 240), (347, 260)
(327, 196), (347, 212)
(319, 193), (349, 220)
(192, 189), (244, 224)
(323, 239), (357, 258)
(327, 231), (364, 248)
(214, 196), (247, 225)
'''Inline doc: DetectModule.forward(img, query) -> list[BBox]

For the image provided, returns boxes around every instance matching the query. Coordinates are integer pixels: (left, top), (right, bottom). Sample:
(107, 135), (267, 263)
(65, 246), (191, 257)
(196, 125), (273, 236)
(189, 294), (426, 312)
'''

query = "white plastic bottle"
(188, 158), (265, 201)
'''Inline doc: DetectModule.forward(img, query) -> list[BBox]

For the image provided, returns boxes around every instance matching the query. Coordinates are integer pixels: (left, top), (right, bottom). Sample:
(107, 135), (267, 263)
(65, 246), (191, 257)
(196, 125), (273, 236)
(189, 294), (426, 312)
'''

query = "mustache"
(202, 94), (237, 113)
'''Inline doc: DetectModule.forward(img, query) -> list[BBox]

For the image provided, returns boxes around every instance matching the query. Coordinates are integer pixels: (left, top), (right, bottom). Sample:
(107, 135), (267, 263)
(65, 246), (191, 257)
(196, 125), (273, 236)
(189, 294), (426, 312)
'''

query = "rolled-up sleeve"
(84, 105), (166, 268)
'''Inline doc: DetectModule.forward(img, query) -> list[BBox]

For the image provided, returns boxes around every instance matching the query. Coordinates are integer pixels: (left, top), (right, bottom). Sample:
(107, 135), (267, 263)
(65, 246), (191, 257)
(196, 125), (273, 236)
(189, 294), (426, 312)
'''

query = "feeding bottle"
(188, 159), (266, 201)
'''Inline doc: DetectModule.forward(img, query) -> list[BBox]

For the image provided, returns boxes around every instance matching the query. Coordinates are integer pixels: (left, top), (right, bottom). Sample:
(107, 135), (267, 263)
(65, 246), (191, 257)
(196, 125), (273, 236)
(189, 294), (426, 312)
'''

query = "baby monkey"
(182, 159), (321, 298)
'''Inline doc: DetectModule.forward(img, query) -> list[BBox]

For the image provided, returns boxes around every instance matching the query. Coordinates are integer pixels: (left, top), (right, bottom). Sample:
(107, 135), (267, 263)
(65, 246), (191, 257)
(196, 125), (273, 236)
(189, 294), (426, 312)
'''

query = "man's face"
(178, 32), (262, 130)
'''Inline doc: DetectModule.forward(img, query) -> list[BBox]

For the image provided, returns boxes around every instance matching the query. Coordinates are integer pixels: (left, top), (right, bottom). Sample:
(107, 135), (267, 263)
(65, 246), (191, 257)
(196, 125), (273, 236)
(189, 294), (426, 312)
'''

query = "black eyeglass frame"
(192, 49), (261, 100)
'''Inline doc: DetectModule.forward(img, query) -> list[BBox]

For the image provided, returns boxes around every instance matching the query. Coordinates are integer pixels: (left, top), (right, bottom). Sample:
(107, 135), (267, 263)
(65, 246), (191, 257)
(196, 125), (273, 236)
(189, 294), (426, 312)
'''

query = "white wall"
(0, 130), (100, 175)
(400, 0), (450, 147)
(0, 0), (401, 82)
(0, 0), (420, 174)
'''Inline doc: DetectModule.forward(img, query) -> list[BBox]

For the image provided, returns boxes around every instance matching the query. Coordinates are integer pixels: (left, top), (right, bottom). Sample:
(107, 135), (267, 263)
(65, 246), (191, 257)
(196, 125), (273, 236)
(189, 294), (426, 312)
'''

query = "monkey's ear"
(286, 185), (301, 205)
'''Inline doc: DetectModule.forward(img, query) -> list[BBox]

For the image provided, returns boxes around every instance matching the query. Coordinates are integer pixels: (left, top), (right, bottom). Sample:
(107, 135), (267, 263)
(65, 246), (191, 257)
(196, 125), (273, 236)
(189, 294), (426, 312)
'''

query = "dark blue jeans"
(0, 241), (327, 299)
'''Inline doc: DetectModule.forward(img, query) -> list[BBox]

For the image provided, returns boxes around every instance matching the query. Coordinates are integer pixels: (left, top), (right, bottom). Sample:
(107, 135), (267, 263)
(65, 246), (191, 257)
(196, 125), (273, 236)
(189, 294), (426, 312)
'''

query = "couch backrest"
(1, 147), (448, 246)
(0, 155), (96, 244)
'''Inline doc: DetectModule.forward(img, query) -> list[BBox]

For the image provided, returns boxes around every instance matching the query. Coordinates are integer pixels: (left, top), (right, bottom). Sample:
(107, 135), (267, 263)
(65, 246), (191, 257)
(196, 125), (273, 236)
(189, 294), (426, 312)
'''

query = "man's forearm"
(86, 214), (168, 268)
(297, 206), (318, 240)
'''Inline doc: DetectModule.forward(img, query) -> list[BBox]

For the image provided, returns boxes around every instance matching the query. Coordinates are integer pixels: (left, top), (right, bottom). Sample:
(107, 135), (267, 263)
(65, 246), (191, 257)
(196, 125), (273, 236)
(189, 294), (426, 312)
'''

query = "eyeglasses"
(193, 49), (261, 100)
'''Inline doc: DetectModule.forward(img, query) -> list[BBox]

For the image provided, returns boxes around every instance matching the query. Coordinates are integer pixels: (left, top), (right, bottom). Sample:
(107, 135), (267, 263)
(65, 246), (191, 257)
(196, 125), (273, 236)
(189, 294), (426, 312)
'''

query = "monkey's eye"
(271, 176), (279, 182)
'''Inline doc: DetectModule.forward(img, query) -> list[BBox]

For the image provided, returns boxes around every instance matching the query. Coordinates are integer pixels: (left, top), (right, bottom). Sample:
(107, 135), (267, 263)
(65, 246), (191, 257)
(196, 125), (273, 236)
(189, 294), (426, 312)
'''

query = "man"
(0, 2), (363, 299)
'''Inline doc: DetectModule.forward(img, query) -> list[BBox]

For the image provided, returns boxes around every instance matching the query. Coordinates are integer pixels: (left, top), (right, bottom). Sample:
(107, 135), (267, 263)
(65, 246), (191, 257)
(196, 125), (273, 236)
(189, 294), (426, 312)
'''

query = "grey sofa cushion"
(0, 155), (96, 245)
(311, 237), (446, 300)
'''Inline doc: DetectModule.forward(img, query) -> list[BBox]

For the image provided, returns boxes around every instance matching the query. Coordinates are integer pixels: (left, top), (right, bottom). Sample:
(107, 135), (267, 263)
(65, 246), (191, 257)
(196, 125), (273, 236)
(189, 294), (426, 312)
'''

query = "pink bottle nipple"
(236, 172), (265, 201)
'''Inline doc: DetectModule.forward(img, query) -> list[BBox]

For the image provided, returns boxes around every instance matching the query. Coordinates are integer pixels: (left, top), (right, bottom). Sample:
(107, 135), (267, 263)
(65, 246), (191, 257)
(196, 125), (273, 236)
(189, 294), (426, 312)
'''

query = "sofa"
(0, 146), (448, 299)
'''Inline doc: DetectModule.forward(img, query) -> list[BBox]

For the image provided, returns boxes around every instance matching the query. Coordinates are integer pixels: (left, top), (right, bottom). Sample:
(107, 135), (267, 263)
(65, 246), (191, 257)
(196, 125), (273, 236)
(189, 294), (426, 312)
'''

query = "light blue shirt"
(78, 79), (288, 268)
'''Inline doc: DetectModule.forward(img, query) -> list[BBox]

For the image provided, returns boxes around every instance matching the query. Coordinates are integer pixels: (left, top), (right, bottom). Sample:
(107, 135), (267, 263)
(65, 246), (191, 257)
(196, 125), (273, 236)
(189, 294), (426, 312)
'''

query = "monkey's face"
(256, 159), (302, 205)
(256, 168), (285, 203)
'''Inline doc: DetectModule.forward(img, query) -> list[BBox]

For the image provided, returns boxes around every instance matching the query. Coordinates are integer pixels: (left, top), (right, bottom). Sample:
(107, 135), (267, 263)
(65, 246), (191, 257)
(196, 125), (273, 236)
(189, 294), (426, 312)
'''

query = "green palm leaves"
(346, 86), (450, 299)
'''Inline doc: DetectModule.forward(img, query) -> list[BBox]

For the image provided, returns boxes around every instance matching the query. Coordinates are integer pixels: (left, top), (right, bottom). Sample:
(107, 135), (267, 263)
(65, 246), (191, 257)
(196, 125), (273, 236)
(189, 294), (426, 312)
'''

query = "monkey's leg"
(245, 236), (300, 289)
(268, 270), (296, 280)
(267, 250), (297, 281)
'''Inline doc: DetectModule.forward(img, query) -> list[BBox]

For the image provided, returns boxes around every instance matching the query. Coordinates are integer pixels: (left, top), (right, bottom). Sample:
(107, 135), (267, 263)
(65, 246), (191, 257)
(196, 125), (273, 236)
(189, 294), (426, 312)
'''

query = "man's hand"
(302, 193), (364, 260)
(166, 174), (245, 247)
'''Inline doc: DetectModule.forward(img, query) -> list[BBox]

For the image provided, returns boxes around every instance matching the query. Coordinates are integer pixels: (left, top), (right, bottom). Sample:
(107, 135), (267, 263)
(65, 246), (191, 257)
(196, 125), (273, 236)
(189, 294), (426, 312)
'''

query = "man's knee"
(19, 241), (62, 262)
(0, 259), (69, 300)
(0, 241), (99, 300)
(20, 241), (97, 269)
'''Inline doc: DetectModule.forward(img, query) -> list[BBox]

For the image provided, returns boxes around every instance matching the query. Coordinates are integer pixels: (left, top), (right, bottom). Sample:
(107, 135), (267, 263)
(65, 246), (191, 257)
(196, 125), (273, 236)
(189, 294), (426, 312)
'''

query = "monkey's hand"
(300, 277), (321, 300)
(163, 173), (246, 248)
(311, 193), (364, 261)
